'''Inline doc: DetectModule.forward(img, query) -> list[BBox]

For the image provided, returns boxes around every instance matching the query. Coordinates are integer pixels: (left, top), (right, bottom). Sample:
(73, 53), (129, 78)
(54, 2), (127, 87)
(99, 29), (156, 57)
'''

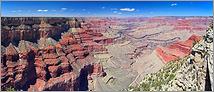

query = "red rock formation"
(55, 43), (65, 56)
(73, 51), (89, 59)
(59, 56), (71, 74)
(156, 34), (202, 63)
(60, 33), (77, 46)
(5, 43), (19, 62)
(68, 18), (81, 28)
(1, 17), (113, 91)
(1, 42), (37, 90)
(28, 79), (46, 91)
(72, 44), (84, 51)
(39, 19), (53, 38)
(44, 72), (77, 91)
(156, 47), (178, 63)
(34, 58), (47, 81)
(91, 63), (105, 77)
(28, 72), (77, 91)
(48, 65), (61, 78)
(1, 17), (70, 46)
(66, 53), (76, 64)
(93, 37), (113, 45)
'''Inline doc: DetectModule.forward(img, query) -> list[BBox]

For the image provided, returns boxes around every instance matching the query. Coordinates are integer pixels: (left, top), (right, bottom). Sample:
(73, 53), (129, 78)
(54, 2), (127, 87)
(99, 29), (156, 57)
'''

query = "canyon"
(1, 17), (213, 91)
(129, 22), (213, 91)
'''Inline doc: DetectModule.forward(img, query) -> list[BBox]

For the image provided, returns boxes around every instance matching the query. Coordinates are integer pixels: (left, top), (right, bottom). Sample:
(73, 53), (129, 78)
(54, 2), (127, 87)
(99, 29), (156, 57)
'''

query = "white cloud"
(61, 8), (67, 10)
(120, 8), (135, 12)
(37, 9), (48, 12)
(171, 3), (177, 6)
(102, 6), (105, 9)
(43, 10), (48, 12)
(37, 10), (42, 12)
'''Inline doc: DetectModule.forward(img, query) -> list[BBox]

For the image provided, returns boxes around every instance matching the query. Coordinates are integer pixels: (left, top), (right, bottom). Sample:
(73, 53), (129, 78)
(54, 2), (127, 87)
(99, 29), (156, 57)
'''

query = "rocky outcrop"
(203, 23), (213, 91)
(1, 17), (112, 91)
(28, 72), (77, 91)
(1, 17), (70, 46)
(67, 18), (82, 28)
(1, 41), (37, 90)
(162, 24), (213, 91)
(29, 37), (78, 91)
(129, 22), (213, 91)
(156, 34), (202, 63)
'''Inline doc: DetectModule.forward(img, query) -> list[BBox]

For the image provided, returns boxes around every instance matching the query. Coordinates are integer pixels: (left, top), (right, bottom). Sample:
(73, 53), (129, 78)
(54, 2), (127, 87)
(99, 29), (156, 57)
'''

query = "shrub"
(6, 86), (15, 91)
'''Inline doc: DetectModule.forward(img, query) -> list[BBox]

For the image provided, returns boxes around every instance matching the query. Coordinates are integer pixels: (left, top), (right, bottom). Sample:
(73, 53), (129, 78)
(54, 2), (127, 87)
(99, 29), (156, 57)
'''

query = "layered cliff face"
(1, 42), (37, 90)
(1, 17), (113, 91)
(1, 17), (71, 46)
(128, 23), (213, 91)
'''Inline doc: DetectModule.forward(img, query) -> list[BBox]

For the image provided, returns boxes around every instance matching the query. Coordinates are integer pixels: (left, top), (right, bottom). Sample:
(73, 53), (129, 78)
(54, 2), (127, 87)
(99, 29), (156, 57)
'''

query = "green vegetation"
(129, 56), (189, 91)
(140, 82), (150, 91)
(129, 86), (140, 91)
(6, 86), (15, 92)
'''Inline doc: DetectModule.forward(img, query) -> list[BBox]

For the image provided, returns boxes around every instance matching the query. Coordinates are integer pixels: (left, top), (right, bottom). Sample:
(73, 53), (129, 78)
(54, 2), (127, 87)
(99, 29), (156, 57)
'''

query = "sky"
(1, 1), (213, 17)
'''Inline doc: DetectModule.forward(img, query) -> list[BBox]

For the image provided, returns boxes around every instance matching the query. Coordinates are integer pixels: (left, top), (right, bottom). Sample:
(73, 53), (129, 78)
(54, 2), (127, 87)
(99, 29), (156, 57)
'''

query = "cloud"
(120, 8), (135, 12)
(37, 9), (48, 12)
(171, 3), (177, 6)
(43, 10), (48, 12)
(102, 6), (105, 9)
(61, 8), (67, 10)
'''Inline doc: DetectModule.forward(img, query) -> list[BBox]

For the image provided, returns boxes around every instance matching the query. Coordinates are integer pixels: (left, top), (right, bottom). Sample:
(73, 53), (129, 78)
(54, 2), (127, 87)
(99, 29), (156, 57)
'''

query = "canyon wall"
(1, 17), (82, 46)
(1, 17), (113, 91)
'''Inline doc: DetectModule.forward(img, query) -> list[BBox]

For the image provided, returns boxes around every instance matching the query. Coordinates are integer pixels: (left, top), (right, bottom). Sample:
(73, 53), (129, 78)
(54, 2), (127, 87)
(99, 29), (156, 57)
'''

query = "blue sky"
(2, 1), (213, 17)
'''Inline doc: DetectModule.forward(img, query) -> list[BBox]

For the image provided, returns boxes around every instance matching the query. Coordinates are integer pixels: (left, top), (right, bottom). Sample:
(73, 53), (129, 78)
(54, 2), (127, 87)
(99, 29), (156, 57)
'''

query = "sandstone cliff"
(1, 17), (70, 46)
(1, 17), (113, 91)
(129, 23), (213, 91)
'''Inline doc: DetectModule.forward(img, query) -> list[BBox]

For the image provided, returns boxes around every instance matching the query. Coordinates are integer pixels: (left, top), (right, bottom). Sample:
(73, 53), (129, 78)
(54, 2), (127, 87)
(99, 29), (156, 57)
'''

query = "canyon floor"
(1, 17), (213, 91)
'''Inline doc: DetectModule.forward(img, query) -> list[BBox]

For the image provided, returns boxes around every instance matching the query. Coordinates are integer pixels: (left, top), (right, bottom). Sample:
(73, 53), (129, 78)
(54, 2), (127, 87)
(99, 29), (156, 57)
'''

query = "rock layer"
(1, 17), (112, 91)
